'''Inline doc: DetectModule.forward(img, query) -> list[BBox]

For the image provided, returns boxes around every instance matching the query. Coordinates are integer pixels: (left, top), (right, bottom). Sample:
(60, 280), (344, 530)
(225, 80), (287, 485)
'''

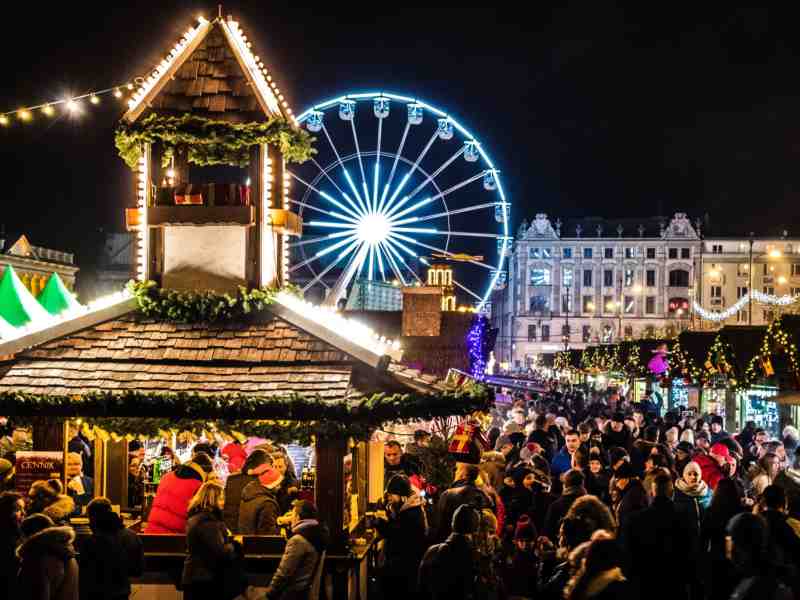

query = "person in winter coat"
(700, 478), (746, 600)
(222, 449), (270, 532)
(28, 479), (76, 526)
(726, 512), (793, 600)
(620, 472), (694, 600)
(694, 442), (731, 491)
(551, 430), (582, 482)
(601, 413), (632, 454)
(500, 515), (538, 599)
(750, 452), (782, 498)
(17, 513), (80, 600)
(543, 469), (587, 542)
(610, 462), (647, 531)
(756, 485), (800, 583)
(144, 454), (213, 534)
(265, 500), (330, 600)
(65, 452), (93, 517)
(418, 504), (481, 600)
(478, 451), (507, 491)
(433, 463), (491, 542)
(375, 474), (429, 600)
(78, 497), (144, 600)
(673, 461), (711, 538)
(238, 466), (282, 535)
(583, 454), (611, 505)
(0, 491), (24, 598)
(774, 445), (800, 503)
(271, 452), (299, 515)
(182, 480), (244, 600)
(563, 537), (631, 600)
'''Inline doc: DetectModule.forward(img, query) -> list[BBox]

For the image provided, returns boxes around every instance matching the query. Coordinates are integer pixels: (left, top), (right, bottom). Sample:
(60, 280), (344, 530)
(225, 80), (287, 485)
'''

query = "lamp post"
(563, 284), (571, 350)
(748, 233), (754, 325)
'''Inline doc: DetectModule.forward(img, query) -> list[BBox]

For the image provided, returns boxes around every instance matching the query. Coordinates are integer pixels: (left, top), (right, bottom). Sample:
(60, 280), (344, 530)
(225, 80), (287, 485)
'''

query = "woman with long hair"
(563, 537), (630, 600)
(182, 480), (245, 600)
(700, 478), (746, 600)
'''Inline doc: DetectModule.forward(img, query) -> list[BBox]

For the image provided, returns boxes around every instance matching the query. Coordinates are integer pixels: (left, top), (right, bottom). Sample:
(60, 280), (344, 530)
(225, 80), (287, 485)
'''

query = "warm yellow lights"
(0, 115), (8, 126)
(17, 109), (31, 121)
(42, 105), (55, 116)
(89, 95), (100, 105)
(127, 83), (134, 90)
(66, 99), (79, 112)
(778, 276), (788, 285)
(632, 284), (643, 294)
(114, 88), (123, 98)
(769, 249), (782, 258)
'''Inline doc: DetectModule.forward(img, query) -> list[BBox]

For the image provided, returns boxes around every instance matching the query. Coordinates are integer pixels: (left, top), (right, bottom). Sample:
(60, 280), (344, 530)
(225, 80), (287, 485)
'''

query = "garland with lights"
(0, 82), (136, 125)
(694, 290), (800, 322)
(467, 315), (489, 379)
(704, 334), (742, 388)
(115, 113), (315, 169)
(744, 315), (800, 389)
(670, 337), (706, 385)
(2, 382), (493, 444)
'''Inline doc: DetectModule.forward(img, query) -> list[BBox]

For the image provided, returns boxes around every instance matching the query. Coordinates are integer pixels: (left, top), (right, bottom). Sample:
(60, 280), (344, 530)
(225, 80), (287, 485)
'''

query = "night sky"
(2, 3), (800, 278)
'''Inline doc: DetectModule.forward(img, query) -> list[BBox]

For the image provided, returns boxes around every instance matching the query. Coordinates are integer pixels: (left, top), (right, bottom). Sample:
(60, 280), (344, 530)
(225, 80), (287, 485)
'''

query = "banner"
(15, 451), (63, 494)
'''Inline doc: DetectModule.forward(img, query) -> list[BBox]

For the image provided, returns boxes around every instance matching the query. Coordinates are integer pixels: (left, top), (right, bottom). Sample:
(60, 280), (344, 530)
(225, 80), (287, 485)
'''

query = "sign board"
(15, 451), (63, 495)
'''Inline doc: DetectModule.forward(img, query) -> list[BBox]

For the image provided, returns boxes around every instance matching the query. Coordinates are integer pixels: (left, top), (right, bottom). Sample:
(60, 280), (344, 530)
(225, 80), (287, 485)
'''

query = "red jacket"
(694, 453), (725, 491)
(145, 470), (203, 534)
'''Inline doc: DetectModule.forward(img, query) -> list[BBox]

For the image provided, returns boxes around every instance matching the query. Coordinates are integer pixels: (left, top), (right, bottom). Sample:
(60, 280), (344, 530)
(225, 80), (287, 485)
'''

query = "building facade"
(697, 236), (800, 327)
(0, 234), (78, 295)
(491, 213), (700, 369)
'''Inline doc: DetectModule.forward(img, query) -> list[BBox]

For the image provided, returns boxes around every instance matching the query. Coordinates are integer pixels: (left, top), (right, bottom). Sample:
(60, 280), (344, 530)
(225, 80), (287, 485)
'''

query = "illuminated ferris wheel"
(287, 91), (510, 309)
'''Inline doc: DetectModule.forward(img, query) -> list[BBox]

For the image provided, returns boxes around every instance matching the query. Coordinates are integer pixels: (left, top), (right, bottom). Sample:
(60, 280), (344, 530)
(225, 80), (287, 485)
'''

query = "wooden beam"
(0, 298), (137, 357)
(147, 206), (255, 227)
(315, 436), (348, 549)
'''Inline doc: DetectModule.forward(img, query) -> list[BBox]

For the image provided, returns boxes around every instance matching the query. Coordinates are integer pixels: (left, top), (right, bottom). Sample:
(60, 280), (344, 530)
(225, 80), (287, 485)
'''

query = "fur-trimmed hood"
(16, 526), (76, 562)
(40, 495), (75, 524)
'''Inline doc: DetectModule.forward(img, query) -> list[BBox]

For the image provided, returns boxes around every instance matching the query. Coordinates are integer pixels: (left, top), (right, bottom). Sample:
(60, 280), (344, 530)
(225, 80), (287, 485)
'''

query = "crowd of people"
(374, 382), (800, 600)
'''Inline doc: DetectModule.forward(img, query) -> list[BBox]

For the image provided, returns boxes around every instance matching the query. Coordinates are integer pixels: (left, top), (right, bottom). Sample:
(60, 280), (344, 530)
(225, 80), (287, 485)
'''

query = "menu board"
(15, 451), (63, 494)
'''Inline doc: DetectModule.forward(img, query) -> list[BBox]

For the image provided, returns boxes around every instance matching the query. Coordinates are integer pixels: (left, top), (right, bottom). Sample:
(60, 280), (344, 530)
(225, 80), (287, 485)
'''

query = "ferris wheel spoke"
(342, 168), (370, 216)
(349, 119), (370, 212)
(382, 239), (421, 284)
(307, 220), (358, 230)
(391, 201), (499, 226)
(382, 235), (418, 259)
(288, 230), (353, 248)
(388, 232), (496, 271)
(301, 239), (361, 293)
(288, 171), (363, 220)
(373, 116), (383, 207)
(378, 121), (411, 213)
(310, 157), (356, 213)
(380, 241), (407, 285)
(453, 279), (483, 302)
(367, 245), (375, 281)
(395, 228), (503, 240)
(289, 234), (358, 273)
(428, 171), (488, 202)
(290, 200), (360, 225)
(387, 146), (465, 219)
(383, 130), (439, 214)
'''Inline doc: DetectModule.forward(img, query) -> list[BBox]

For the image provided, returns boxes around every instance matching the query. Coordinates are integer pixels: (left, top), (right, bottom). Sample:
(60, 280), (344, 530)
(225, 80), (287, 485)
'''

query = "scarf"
(675, 477), (708, 497)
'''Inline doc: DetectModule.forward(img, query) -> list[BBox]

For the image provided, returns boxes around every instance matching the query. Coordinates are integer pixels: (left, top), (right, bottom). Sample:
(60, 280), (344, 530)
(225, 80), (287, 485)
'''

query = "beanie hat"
(191, 452), (214, 474)
(244, 449), (272, 475)
(452, 504), (480, 534)
(611, 412), (626, 423)
(514, 515), (536, 541)
(258, 467), (283, 489)
(710, 415), (724, 426)
(0, 458), (13, 484)
(676, 441), (694, 455)
(710, 443), (730, 458)
(385, 474), (412, 497)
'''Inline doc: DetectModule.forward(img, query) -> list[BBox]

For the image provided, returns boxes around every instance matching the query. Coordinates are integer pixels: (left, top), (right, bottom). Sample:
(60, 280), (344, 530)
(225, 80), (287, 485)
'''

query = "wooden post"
(315, 436), (348, 548)
(32, 418), (65, 451)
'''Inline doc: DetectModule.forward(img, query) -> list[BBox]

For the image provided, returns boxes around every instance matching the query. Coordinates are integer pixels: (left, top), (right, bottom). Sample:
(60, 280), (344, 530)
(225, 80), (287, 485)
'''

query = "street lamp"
(748, 233), (754, 325)
(563, 284), (571, 350)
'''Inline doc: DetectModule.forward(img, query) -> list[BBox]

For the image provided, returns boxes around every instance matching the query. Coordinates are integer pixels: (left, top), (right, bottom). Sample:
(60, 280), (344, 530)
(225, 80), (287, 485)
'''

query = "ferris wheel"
(287, 91), (510, 310)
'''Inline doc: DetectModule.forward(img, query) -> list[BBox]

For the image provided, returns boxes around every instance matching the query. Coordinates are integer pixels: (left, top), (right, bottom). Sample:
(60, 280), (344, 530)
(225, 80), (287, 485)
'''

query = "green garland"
(127, 280), (305, 323)
(115, 113), (316, 169)
(1, 383), (492, 444)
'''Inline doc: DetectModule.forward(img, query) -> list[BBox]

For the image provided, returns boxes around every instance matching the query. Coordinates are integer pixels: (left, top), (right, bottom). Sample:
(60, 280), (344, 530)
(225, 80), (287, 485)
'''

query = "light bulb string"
(0, 80), (139, 119)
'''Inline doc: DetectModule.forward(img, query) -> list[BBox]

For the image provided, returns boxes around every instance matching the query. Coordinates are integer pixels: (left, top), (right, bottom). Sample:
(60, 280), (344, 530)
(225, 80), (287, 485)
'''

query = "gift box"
(448, 419), (489, 465)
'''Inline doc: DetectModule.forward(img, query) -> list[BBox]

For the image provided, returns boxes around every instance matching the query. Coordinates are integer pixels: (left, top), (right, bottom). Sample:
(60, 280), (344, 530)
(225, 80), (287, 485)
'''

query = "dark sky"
(2, 3), (800, 274)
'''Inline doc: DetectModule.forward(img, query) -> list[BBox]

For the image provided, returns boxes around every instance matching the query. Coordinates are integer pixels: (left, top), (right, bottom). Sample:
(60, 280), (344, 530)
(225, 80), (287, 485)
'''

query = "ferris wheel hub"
(357, 212), (391, 244)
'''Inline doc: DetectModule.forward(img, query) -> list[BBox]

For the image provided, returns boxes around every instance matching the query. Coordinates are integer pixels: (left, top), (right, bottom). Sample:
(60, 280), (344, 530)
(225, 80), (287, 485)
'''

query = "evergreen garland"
(115, 113), (315, 169)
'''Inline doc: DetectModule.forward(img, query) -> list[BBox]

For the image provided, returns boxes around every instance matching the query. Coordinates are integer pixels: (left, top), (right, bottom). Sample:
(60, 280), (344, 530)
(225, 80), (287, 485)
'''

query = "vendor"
(66, 452), (94, 515)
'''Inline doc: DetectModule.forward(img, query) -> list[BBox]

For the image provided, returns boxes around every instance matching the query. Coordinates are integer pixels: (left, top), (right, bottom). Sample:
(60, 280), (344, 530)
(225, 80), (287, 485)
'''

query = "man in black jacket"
(543, 469), (587, 542)
(223, 449), (271, 532)
(78, 497), (144, 600)
(620, 471), (694, 600)
(419, 504), (481, 600)
(758, 485), (800, 584)
(433, 463), (491, 542)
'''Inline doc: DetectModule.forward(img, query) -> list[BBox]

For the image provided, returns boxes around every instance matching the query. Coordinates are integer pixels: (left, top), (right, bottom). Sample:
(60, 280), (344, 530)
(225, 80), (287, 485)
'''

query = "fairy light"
(42, 104), (55, 116)
(136, 147), (150, 280)
(89, 95), (100, 105)
(0, 81), (135, 122)
(0, 115), (8, 126)
(694, 290), (800, 322)
(17, 109), (32, 121)
(282, 162), (291, 282)
(262, 150), (274, 286)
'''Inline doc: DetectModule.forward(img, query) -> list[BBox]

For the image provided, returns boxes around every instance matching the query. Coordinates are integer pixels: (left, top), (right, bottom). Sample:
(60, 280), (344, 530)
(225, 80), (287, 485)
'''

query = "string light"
(42, 105), (55, 116)
(0, 81), (135, 123)
(89, 95), (100, 105)
(0, 116), (8, 126)
(113, 88), (123, 98)
(17, 109), (32, 121)
(693, 290), (800, 322)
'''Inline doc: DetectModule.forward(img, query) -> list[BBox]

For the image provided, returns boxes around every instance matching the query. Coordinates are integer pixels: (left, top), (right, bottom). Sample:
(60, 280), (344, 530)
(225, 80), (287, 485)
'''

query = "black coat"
(182, 508), (236, 586)
(614, 479), (648, 531)
(222, 471), (258, 533)
(0, 523), (20, 599)
(78, 512), (144, 600)
(375, 496), (428, 590)
(543, 489), (585, 542)
(238, 481), (280, 535)
(418, 533), (479, 600)
(433, 481), (491, 542)
(620, 496), (694, 600)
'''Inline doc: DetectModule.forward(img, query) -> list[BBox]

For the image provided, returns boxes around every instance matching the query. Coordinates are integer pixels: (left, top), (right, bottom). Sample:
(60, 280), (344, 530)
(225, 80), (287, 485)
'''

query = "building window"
(563, 247), (573, 259)
(646, 269), (656, 287)
(527, 324), (537, 341)
(763, 263), (771, 276)
(529, 248), (540, 259)
(562, 324), (571, 338)
(604, 247), (614, 259)
(562, 293), (572, 314)
(645, 296), (656, 314)
(530, 295), (549, 314)
(763, 286), (775, 295)
(624, 269), (634, 287)
(764, 310), (774, 322)
(582, 296), (595, 313)
(792, 287), (800, 297)
(563, 267), (574, 287)
(583, 269), (593, 287)
(603, 295), (614, 313)
(624, 325), (633, 338)
(541, 325), (550, 342)
(624, 296), (635, 314)
(681, 248), (691, 259)
(583, 247), (593, 259)
(603, 269), (614, 287)
(582, 325), (591, 342)
(602, 325), (613, 343)
(541, 248), (552, 258)
(668, 248), (678, 259)
(625, 247), (635, 259)
(645, 325), (655, 337)
(646, 247), (656, 259)
(712, 244), (723, 254)
(792, 263), (800, 277)
(737, 286), (748, 298)
(710, 286), (722, 298)
(668, 269), (689, 287)
(530, 268), (551, 285)
(738, 263), (749, 277)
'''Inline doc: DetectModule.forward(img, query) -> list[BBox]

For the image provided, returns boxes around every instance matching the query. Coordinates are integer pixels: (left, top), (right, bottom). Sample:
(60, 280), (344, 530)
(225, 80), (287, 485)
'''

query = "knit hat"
(452, 504), (480, 534)
(710, 443), (730, 458)
(0, 458), (13, 484)
(385, 474), (412, 497)
(514, 515), (537, 541)
(676, 441), (694, 455)
(258, 467), (283, 489)
(710, 415), (724, 426)
(611, 411), (626, 423)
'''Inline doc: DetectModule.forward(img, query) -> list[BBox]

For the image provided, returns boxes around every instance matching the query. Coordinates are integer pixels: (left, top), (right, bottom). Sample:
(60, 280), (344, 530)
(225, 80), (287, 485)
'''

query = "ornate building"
(490, 213), (700, 369)
(0, 234), (78, 295)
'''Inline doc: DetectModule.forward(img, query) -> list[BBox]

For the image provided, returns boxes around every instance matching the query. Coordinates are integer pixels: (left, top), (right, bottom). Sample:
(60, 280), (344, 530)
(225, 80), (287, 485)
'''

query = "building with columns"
(0, 234), (78, 295)
(491, 213), (701, 369)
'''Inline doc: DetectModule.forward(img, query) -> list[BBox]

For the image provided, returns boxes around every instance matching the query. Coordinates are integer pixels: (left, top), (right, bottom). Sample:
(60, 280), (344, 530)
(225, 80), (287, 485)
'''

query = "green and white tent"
(37, 272), (81, 316)
(0, 265), (53, 327)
